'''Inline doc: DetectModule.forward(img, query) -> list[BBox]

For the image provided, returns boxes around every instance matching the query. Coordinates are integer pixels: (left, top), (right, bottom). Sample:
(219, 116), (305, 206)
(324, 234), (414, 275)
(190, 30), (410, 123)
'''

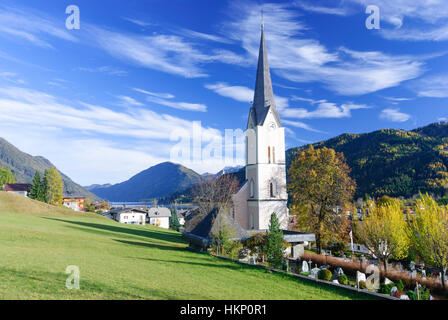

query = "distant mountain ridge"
(88, 162), (203, 202)
(0, 138), (99, 200)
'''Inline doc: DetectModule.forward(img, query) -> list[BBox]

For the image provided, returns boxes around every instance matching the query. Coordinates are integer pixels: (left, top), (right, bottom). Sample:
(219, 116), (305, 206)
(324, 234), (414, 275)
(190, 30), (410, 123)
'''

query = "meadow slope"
(0, 192), (374, 300)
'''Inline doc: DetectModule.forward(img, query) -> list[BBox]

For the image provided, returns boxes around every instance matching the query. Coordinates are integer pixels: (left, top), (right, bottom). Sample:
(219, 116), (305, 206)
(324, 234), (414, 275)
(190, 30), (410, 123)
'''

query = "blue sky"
(0, 0), (448, 185)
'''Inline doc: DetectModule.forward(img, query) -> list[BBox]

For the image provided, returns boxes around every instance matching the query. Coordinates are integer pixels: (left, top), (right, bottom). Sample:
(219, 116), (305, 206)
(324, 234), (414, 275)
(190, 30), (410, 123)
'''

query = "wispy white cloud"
(225, 2), (425, 95)
(414, 75), (448, 98)
(178, 28), (233, 44)
(204, 82), (289, 110)
(133, 87), (206, 111)
(347, 0), (448, 41)
(294, 1), (351, 16)
(283, 101), (370, 119)
(0, 86), (234, 182)
(115, 95), (144, 107)
(76, 66), (128, 77)
(0, 6), (77, 48)
(133, 88), (175, 99)
(380, 108), (411, 122)
(282, 119), (325, 133)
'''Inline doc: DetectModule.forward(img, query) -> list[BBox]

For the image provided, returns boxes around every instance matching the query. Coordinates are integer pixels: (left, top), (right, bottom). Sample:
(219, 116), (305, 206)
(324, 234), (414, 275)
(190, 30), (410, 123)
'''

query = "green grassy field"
(0, 192), (375, 300)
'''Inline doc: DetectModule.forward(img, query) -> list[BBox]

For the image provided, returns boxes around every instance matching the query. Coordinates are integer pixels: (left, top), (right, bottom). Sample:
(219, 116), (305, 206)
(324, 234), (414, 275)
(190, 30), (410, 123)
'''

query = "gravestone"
(249, 257), (256, 265)
(310, 267), (320, 279)
(356, 271), (366, 283)
(384, 277), (393, 285)
(336, 267), (344, 276)
(400, 295), (410, 300)
(332, 279), (339, 284)
(409, 261), (416, 271)
(390, 286), (398, 296)
(302, 260), (309, 273)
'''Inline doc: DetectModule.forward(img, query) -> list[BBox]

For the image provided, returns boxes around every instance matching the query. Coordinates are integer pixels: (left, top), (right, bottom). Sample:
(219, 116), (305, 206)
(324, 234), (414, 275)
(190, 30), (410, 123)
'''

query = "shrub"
(327, 242), (346, 257)
(380, 282), (396, 294)
(359, 281), (367, 289)
(318, 269), (332, 281)
(338, 274), (349, 285)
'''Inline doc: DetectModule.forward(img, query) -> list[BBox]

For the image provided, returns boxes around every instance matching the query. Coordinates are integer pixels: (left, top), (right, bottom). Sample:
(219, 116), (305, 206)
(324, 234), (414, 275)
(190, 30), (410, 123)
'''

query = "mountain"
(83, 183), (112, 191)
(286, 122), (448, 199)
(88, 162), (203, 202)
(0, 138), (100, 200)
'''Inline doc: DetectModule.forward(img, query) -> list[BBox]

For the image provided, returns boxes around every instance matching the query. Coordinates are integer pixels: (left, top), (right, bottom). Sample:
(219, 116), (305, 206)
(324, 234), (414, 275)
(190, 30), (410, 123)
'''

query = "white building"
(111, 208), (146, 225)
(4, 184), (31, 197)
(148, 207), (171, 229)
(232, 25), (289, 231)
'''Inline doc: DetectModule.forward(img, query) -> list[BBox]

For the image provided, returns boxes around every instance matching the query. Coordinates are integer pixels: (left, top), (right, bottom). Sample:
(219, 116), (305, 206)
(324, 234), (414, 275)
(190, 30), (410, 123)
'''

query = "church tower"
(233, 25), (289, 231)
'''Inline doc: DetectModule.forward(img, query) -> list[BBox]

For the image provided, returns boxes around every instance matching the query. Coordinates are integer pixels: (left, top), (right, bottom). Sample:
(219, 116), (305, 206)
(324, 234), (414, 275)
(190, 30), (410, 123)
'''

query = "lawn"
(0, 192), (376, 300)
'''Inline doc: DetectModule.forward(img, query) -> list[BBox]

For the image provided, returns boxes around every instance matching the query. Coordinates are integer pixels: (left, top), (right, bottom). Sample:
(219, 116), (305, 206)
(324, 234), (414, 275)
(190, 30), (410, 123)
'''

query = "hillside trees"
(288, 146), (356, 254)
(357, 199), (409, 271)
(407, 194), (448, 290)
(0, 167), (15, 186)
(30, 167), (63, 205)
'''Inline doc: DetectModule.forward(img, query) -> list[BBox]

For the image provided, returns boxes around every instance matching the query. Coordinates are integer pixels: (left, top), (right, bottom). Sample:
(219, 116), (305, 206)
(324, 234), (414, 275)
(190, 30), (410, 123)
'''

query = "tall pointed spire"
(250, 23), (281, 127)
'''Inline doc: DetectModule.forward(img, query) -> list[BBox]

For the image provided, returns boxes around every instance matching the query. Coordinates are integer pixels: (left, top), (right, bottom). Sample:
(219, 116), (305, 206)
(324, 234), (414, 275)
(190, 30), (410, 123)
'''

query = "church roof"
(249, 26), (282, 128)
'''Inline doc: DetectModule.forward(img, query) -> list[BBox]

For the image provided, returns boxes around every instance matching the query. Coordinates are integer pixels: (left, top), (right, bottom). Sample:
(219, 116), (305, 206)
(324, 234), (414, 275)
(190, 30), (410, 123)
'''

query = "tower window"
(269, 180), (277, 198)
(250, 179), (255, 198)
(268, 146), (271, 163)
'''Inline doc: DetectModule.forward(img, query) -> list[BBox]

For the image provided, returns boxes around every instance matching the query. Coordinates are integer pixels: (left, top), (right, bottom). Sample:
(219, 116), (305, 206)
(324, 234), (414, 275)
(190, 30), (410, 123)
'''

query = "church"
(184, 26), (314, 257)
(232, 24), (289, 231)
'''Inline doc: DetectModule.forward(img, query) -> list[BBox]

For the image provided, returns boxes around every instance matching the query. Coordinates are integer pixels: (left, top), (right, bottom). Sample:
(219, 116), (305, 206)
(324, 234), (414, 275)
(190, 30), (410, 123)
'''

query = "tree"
(407, 194), (448, 291)
(40, 175), (48, 203)
(84, 198), (95, 212)
(169, 207), (181, 231)
(0, 167), (15, 186)
(211, 211), (234, 255)
(43, 166), (63, 205)
(288, 146), (356, 254)
(192, 174), (239, 220)
(29, 171), (42, 200)
(265, 213), (284, 269)
(357, 199), (408, 271)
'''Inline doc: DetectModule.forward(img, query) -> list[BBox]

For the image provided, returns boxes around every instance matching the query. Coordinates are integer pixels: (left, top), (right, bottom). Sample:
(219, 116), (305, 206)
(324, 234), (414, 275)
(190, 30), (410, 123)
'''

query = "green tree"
(0, 167), (15, 186)
(357, 199), (408, 271)
(407, 194), (448, 291)
(84, 198), (95, 212)
(169, 208), (181, 231)
(43, 166), (63, 205)
(211, 211), (234, 255)
(29, 171), (42, 200)
(265, 213), (284, 269)
(288, 146), (356, 254)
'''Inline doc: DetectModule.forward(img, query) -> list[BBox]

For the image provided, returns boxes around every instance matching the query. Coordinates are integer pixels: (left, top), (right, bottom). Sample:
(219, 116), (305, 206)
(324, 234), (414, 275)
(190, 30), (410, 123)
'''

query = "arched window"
(272, 146), (276, 163)
(250, 179), (254, 198)
(268, 146), (271, 163)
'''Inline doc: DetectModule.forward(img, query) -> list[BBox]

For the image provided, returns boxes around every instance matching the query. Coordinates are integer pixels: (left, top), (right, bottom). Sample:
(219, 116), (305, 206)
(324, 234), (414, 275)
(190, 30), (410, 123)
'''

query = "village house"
(4, 184), (31, 197)
(110, 207), (147, 225)
(62, 196), (85, 212)
(148, 207), (171, 229)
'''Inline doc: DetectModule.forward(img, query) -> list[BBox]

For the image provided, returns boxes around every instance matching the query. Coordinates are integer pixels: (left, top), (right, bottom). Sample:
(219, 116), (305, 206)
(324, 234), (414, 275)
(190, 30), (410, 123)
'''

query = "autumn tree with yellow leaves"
(407, 194), (448, 290)
(357, 198), (408, 271)
(288, 146), (356, 254)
